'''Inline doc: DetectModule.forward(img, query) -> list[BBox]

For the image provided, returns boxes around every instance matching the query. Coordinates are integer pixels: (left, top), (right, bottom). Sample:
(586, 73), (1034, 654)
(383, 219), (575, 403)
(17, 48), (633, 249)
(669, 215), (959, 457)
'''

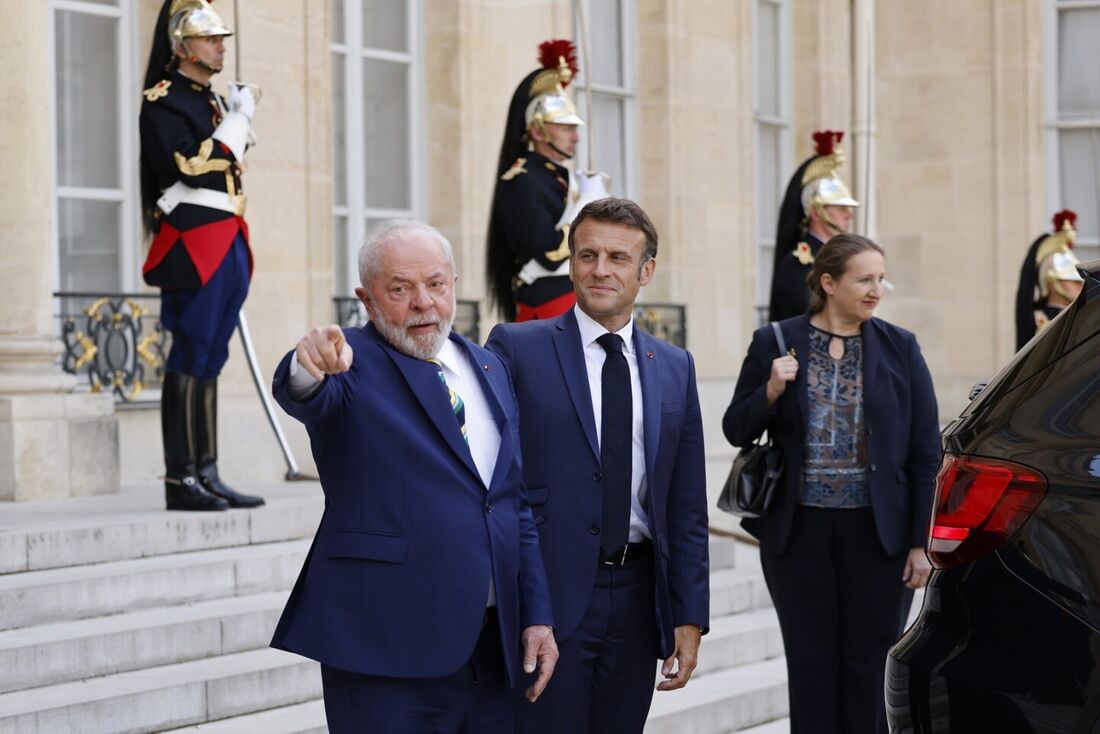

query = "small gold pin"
(788, 348), (797, 358)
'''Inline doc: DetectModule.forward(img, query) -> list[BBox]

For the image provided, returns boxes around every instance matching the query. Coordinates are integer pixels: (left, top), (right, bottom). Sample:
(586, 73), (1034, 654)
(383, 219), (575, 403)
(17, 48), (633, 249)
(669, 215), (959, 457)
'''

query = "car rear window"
(963, 261), (1100, 417)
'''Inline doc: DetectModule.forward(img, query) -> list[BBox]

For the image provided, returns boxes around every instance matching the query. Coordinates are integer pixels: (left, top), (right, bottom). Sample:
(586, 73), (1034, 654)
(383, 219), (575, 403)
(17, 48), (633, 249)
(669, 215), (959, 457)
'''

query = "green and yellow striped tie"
(427, 358), (467, 443)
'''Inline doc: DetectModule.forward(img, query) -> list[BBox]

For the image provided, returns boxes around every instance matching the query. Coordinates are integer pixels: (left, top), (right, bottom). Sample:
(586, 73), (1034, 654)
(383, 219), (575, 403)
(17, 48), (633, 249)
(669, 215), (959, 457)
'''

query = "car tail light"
(927, 454), (1047, 569)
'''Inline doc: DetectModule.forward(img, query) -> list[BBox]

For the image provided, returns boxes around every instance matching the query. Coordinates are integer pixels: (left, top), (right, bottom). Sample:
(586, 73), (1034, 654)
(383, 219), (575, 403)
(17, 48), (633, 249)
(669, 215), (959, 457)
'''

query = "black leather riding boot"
(194, 378), (266, 508)
(162, 371), (228, 511)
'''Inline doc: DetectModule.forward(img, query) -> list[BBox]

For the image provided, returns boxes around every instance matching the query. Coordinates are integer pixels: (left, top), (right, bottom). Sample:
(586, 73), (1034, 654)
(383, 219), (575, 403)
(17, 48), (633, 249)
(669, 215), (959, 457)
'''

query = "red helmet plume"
(812, 130), (844, 156)
(1052, 209), (1077, 234)
(538, 39), (579, 87)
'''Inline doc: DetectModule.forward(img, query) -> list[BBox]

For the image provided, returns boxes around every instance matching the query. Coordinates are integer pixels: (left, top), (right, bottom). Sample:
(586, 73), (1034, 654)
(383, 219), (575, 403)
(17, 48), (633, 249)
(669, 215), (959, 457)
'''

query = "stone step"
(710, 567), (772, 619)
(160, 699), (327, 734)
(736, 717), (790, 733)
(0, 483), (323, 575)
(0, 648), (321, 734)
(0, 487), (731, 576)
(709, 535), (737, 571)
(695, 607), (783, 677)
(645, 657), (788, 734)
(0, 590), (290, 694)
(0, 539), (309, 631)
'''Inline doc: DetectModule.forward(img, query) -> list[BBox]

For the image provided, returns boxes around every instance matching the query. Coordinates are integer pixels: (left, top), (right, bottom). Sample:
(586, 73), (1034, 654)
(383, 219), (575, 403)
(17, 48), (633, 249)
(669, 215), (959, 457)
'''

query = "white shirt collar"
(433, 337), (464, 378)
(574, 305), (635, 355)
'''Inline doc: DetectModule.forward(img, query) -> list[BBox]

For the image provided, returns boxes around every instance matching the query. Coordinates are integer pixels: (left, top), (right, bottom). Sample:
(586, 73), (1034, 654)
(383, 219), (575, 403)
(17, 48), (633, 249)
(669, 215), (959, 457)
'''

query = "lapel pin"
(646, 352), (655, 359)
(483, 364), (491, 371)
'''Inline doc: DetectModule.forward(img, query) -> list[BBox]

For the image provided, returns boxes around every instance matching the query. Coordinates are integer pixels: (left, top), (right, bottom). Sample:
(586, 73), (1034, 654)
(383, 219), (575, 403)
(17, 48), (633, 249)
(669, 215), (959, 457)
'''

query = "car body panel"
(887, 260), (1100, 733)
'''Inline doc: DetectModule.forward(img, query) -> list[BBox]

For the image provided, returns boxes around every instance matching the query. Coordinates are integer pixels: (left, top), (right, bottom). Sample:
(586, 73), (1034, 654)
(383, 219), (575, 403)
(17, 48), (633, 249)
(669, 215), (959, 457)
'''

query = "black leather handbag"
(717, 322), (787, 518)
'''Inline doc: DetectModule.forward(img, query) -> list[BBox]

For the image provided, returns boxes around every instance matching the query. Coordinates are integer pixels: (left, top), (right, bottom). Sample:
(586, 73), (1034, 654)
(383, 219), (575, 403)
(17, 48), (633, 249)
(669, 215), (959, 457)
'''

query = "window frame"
(49, 0), (138, 293)
(331, 0), (424, 294)
(1044, 0), (1100, 261)
(572, 0), (638, 199)
(752, 0), (793, 313)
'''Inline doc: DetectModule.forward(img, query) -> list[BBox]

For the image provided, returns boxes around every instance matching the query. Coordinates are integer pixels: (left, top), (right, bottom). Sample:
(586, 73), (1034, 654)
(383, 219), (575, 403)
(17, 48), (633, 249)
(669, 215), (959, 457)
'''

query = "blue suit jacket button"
(593, 471), (602, 482)
(589, 524), (600, 535)
(484, 503), (493, 513)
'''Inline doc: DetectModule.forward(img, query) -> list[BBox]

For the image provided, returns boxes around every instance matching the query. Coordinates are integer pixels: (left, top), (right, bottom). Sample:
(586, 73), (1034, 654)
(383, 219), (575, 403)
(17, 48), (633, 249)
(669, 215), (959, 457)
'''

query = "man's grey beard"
(369, 302), (456, 360)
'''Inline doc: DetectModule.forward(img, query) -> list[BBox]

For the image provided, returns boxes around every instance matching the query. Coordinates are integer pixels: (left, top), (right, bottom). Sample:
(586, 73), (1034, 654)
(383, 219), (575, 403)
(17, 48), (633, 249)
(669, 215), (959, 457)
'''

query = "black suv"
(886, 259), (1100, 733)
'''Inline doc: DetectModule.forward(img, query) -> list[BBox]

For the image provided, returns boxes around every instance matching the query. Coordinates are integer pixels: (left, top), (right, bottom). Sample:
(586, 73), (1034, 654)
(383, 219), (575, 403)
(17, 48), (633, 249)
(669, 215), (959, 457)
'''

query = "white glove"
(558, 170), (611, 227)
(228, 83), (257, 121)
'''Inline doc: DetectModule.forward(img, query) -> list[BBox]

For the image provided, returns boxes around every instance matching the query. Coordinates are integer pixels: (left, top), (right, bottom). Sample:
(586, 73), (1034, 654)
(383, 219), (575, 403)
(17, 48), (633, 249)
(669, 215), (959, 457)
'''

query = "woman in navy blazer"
(723, 234), (941, 734)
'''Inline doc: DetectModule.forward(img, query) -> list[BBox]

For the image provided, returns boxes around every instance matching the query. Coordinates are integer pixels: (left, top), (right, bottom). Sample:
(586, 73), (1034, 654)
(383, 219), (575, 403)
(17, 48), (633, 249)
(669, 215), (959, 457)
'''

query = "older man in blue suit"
(487, 198), (710, 733)
(271, 220), (557, 733)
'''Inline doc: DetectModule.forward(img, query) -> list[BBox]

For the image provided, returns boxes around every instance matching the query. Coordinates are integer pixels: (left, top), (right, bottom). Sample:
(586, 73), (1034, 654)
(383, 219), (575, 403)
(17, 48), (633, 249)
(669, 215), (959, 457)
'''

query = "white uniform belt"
(157, 181), (240, 216)
(517, 257), (570, 285)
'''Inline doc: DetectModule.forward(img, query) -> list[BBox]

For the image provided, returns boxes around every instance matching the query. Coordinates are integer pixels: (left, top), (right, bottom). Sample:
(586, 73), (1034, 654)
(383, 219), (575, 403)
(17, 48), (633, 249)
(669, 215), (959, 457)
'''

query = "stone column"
(0, 2), (118, 501)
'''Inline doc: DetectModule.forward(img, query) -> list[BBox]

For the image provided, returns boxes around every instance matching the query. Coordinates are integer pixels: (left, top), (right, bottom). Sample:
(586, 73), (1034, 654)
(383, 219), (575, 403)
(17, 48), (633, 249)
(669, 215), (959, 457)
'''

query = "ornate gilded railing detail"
(333, 297), (481, 342)
(633, 303), (687, 348)
(55, 292), (170, 403)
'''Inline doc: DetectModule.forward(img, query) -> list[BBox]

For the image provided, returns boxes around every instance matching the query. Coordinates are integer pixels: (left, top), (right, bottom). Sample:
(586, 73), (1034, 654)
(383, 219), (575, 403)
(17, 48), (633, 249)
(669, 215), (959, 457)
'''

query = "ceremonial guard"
(140, 0), (264, 511)
(1015, 210), (1085, 350)
(487, 40), (589, 322)
(768, 130), (860, 322)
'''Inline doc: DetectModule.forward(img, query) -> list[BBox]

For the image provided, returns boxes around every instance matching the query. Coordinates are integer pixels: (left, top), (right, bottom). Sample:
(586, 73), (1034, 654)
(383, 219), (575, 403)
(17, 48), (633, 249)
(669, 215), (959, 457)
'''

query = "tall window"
(1046, 0), (1100, 263)
(52, 0), (136, 292)
(331, 0), (422, 292)
(573, 0), (636, 198)
(753, 0), (792, 316)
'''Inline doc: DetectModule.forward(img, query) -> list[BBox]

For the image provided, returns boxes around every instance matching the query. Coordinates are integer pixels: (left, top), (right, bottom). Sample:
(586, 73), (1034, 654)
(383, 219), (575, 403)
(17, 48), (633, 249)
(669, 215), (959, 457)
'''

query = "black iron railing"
(633, 303), (687, 349)
(333, 298), (482, 341)
(54, 292), (170, 403)
(54, 292), (685, 404)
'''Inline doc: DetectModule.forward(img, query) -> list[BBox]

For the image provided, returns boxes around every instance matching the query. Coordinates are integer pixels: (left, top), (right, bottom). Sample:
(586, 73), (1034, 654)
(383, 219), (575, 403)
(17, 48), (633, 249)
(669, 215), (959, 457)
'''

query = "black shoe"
(197, 465), (266, 508)
(165, 475), (230, 511)
(193, 377), (265, 508)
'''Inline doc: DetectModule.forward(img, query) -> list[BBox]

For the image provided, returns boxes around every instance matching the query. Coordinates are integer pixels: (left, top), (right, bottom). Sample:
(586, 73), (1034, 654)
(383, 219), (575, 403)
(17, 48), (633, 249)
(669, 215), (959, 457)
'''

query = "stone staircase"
(0, 484), (790, 733)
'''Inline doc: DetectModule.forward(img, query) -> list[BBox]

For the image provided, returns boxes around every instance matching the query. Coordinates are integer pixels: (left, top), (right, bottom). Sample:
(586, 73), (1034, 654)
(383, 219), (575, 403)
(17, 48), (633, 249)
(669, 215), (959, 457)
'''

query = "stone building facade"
(2, 0), (1090, 505)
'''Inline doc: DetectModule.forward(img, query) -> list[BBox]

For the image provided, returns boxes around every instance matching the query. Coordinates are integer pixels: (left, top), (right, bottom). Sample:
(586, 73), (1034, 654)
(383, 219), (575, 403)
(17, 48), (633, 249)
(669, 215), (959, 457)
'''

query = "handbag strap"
(770, 321), (787, 356)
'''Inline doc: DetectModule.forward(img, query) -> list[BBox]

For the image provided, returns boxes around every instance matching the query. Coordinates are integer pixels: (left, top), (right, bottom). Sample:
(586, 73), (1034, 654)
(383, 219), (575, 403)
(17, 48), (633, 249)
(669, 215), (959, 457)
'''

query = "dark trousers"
(761, 506), (912, 734)
(320, 609), (511, 734)
(161, 234), (250, 380)
(515, 552), (659, 734)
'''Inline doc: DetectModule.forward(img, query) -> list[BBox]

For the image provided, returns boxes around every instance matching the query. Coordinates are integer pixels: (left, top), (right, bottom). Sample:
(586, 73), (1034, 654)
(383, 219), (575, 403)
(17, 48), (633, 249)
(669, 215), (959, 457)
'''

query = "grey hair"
(357, 219), (456, 287)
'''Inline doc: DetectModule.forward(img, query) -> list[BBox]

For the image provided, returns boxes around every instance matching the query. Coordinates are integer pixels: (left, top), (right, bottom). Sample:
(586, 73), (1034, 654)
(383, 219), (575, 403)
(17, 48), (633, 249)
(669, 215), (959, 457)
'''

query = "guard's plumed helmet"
(800, 130), (860, 214)
(1036, 209), (1083, 299)
(524, 40), (585, 132)
(168, 0), (232, 56)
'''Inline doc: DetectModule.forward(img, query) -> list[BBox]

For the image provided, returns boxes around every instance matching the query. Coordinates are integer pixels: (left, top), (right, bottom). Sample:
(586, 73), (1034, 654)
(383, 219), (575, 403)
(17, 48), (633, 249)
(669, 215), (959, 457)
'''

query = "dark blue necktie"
(596, 333), (632, 557)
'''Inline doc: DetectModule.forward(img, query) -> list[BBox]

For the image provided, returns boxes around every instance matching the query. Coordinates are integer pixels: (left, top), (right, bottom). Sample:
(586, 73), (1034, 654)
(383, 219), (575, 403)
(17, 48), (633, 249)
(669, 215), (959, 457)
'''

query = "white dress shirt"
(573, 305), (650, 542)
(288, 336), (502, 604)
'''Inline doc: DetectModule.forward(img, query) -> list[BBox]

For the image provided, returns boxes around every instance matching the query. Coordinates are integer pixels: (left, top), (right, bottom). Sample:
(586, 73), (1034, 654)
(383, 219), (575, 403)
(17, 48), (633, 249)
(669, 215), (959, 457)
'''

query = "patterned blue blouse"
(799, 326), (872, 508)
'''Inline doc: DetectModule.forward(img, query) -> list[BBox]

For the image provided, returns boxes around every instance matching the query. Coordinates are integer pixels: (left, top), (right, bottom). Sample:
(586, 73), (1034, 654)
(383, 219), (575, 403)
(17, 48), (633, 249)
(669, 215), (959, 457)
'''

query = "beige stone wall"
(23, 0), (1052, 487)
(637, 0), (755, 379)
(870, 0), (1045, 418)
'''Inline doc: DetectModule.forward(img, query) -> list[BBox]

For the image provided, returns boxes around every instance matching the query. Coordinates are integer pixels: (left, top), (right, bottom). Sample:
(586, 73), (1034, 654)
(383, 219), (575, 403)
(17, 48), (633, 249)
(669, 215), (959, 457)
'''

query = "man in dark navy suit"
(271, 220), (557, 733)
(487, 198), (710, 733)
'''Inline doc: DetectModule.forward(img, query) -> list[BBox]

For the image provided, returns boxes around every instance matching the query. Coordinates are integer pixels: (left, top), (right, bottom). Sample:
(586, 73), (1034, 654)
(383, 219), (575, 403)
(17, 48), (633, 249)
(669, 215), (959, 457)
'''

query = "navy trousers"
(761, 506), (912, 734)
(515, 553), (659, 733)
(320, 609), (512, 734)
(160, 234), (250, 380)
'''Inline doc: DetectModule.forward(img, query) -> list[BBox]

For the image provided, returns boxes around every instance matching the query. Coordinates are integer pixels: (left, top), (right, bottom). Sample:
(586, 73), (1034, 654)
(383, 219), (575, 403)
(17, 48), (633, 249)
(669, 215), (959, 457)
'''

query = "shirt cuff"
(287, 356), (324, 400)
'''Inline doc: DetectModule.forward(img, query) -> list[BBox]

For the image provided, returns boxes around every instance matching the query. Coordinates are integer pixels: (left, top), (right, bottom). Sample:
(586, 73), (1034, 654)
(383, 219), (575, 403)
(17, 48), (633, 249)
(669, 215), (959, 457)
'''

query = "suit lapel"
(553, 310), (600, 462)
(377, 327), (481, 481)
(633, 328), (660, 483)
(861, 318), (880, 408)
(790, 317), (810, 433)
